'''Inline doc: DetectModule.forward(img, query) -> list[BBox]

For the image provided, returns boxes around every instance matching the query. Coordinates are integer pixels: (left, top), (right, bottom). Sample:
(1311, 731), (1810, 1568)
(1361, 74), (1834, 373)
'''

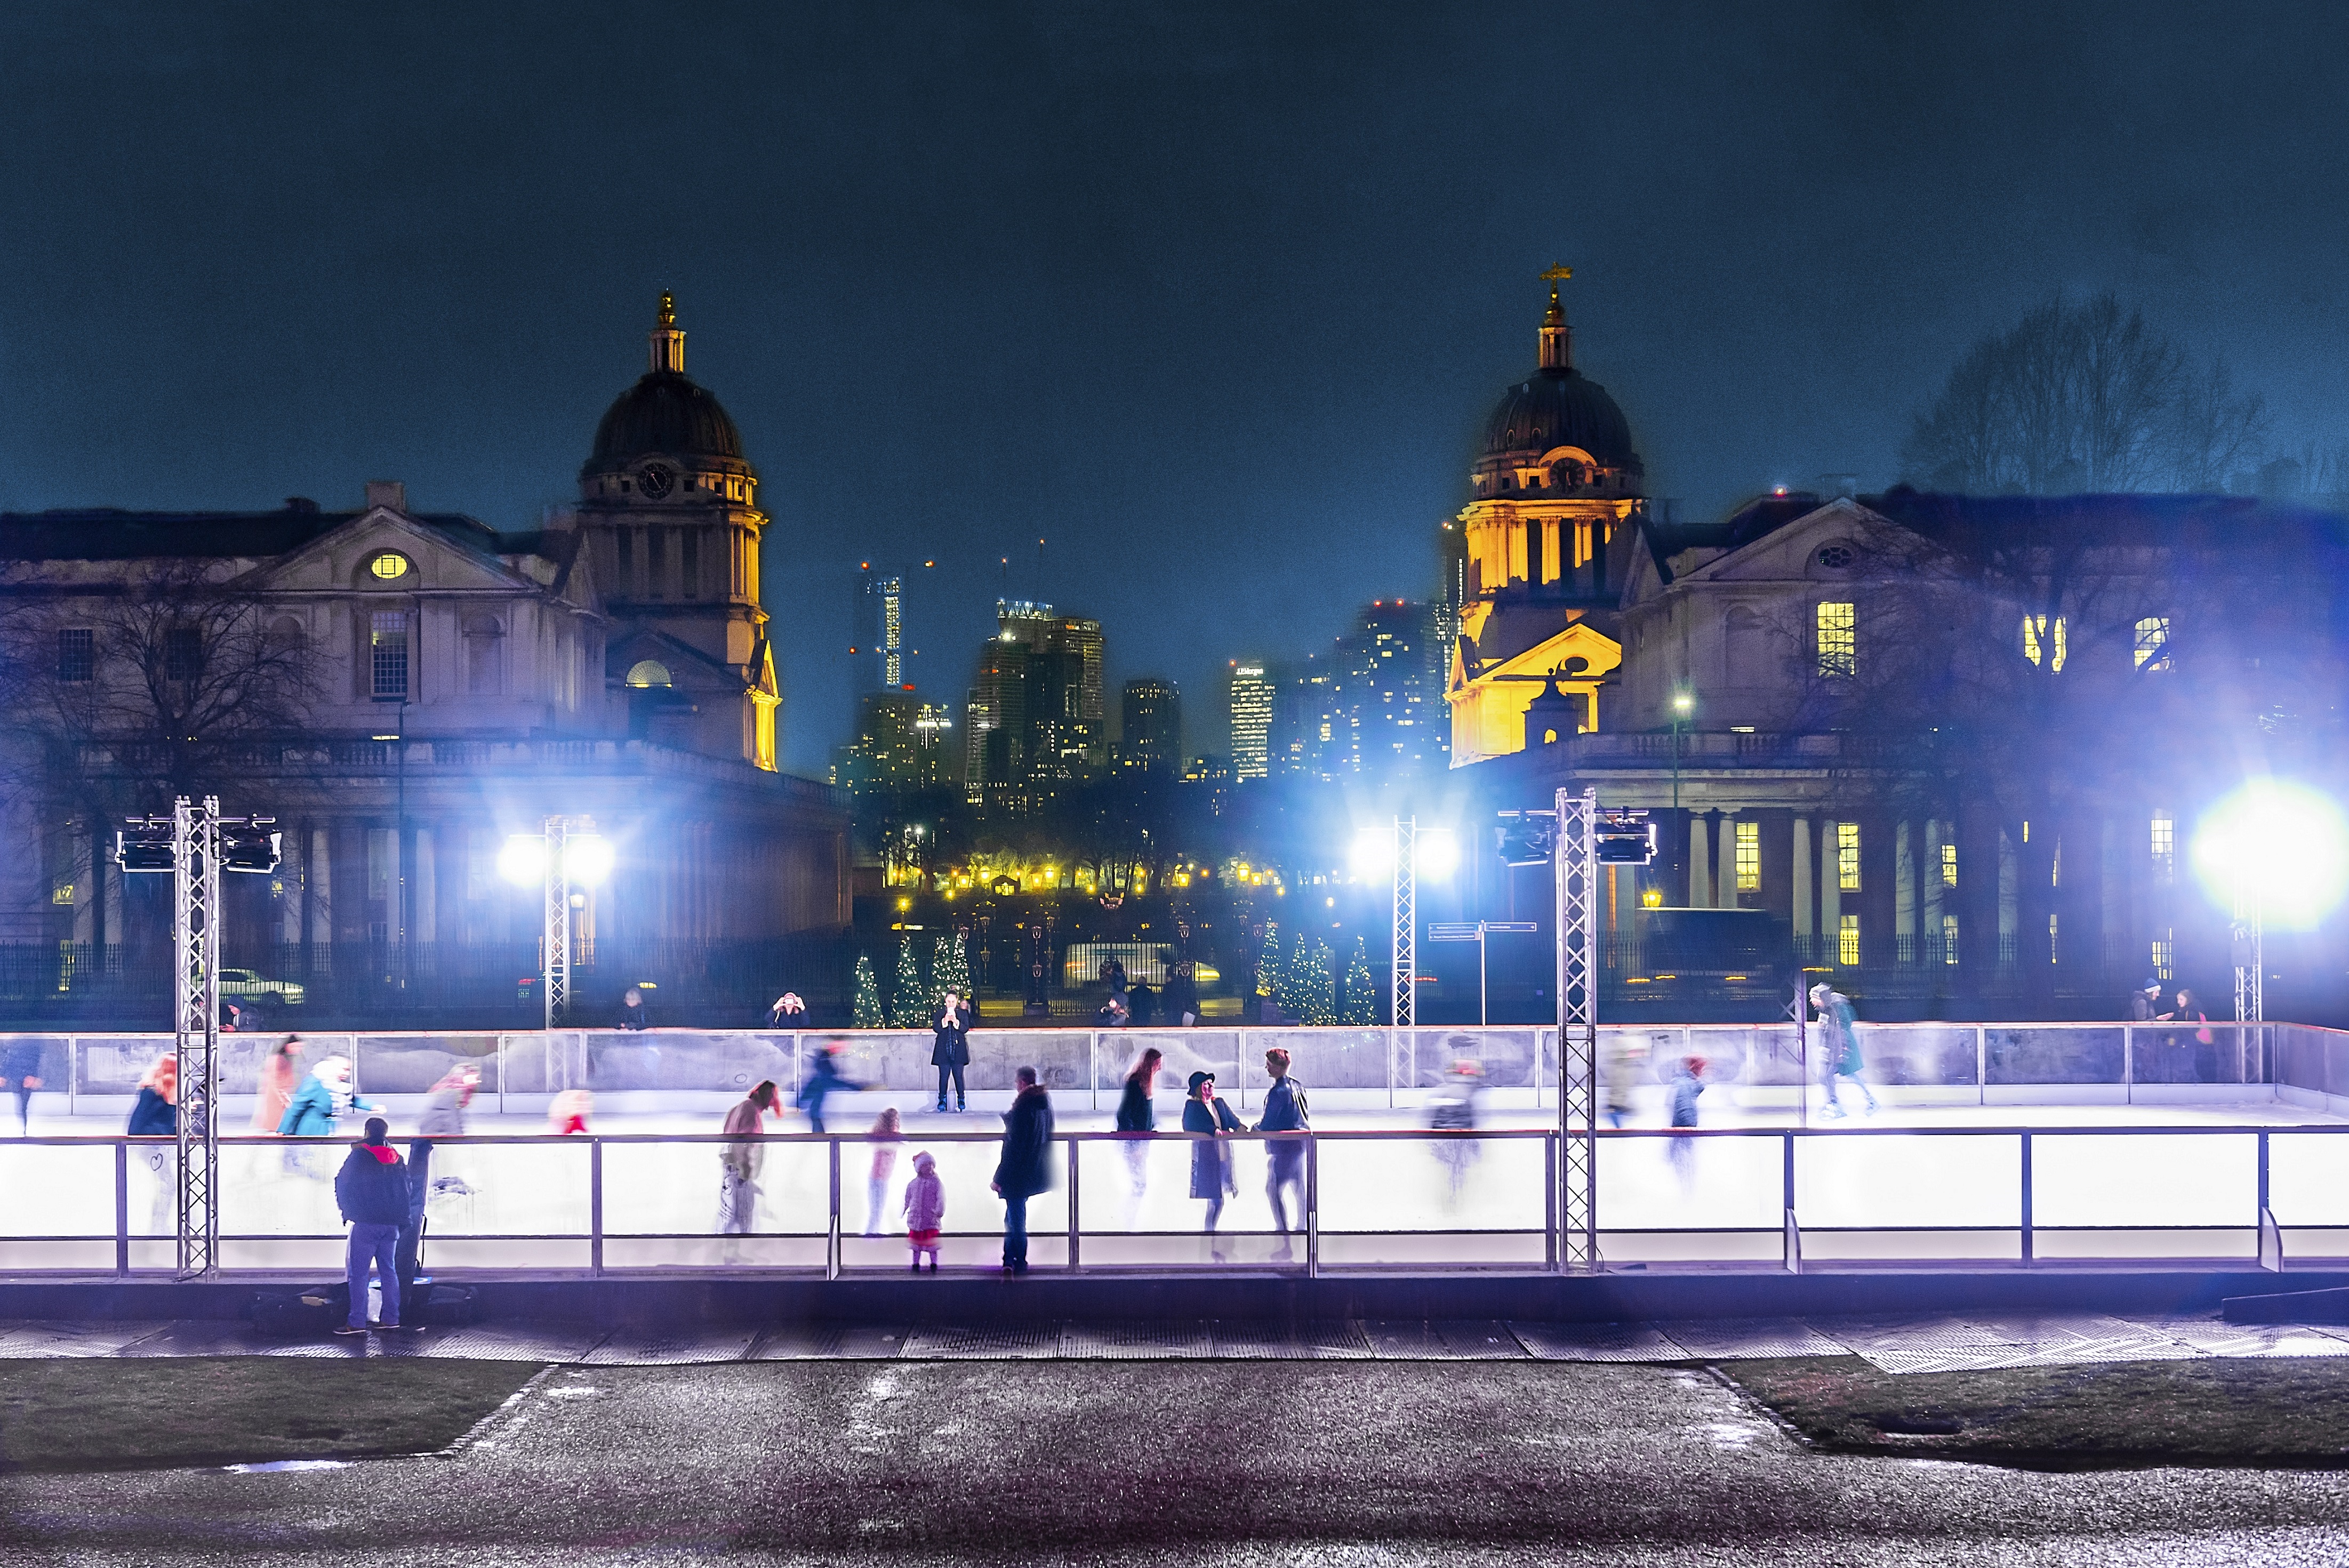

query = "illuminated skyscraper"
(855, 572), (904, 691)
(1226, 661), (1274, 781)
(963, 600), (1107, 809)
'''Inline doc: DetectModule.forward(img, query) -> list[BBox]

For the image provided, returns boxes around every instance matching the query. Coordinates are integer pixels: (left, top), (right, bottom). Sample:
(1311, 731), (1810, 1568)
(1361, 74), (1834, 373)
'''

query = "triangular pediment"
(1674, 497), (1931, 586)
(231, 508), (545, 595)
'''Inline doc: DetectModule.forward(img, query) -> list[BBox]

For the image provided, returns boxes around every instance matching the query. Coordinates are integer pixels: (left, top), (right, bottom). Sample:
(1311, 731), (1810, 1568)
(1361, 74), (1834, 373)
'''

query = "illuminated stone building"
(1444, 270), (1633, 767)
(0, 295), (848, 1017)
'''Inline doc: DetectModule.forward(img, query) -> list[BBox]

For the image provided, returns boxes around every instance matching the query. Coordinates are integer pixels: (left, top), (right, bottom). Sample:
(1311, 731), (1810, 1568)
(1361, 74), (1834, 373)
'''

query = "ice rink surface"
(8, 1081), (2349, 1273)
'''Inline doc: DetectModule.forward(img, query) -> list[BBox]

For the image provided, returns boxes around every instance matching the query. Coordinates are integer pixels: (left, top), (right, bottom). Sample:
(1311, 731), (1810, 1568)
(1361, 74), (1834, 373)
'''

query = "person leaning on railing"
(990, 1066), (1054, 1276)
(1253, 1048), (1311, 1257)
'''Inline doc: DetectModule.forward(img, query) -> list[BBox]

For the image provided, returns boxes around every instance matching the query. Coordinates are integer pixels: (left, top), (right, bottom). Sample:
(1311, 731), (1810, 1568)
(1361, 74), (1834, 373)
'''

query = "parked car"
(218, 968), (305, 1006)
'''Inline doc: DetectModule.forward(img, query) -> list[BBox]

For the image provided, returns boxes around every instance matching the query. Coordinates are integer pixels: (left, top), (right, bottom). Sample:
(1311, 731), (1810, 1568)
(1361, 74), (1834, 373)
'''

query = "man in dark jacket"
(1253, 1046), (1312, 1253)
(990, 1066), (1055, 1274)
(333, 1117), (412, 1334)
(931, 990), (973, 1112)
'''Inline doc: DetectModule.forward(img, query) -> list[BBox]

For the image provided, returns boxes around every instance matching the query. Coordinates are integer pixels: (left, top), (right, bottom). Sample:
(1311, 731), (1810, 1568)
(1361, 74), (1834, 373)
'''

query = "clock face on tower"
(638, 463), (675, 500)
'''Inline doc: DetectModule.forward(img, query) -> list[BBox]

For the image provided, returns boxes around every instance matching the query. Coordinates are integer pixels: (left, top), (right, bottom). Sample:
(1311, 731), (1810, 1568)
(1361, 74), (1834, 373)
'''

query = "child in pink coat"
(902, 1151), (944, 1271)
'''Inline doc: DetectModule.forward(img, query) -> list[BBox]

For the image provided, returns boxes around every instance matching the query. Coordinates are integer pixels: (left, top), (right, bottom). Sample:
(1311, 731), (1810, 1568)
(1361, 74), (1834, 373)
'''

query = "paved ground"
(8, 1358), (2349, 1563)
(5, 1308), (2349, 1374)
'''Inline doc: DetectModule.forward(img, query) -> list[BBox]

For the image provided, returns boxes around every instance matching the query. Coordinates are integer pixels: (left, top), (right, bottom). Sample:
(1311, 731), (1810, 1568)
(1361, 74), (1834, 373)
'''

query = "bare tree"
(1902, 294), (2267, 494)
(0, 563), (321, 818)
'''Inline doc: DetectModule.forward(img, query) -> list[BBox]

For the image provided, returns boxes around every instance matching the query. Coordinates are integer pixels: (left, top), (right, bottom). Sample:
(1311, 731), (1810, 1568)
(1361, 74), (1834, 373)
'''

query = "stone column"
(1689, 813), (1713, 908)
(1821, 820), (1843, 961)
(1792, 816), (1814, 944)
(1896, 819), (1917, 960)
(1923, 819), (1946, 962)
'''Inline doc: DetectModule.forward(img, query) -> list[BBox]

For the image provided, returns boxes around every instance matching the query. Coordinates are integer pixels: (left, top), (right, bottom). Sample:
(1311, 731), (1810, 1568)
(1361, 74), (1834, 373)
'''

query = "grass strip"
(0, 1356), (543, 1473)
(1724, 1354), (2349, 1469)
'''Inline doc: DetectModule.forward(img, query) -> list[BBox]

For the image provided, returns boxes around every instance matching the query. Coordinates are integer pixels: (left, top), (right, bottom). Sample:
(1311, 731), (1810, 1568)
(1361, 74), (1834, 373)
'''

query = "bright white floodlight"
(2191, 781), (2349, 930)
(1350, 827), (1395, 882)
(564, 834), (615, 887)
(498, 834), (547, 887)
(1417, 827), (1461, 881)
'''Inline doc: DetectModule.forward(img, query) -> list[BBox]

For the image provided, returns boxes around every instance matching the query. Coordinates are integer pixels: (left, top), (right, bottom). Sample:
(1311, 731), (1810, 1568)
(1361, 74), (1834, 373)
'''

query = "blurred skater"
(932, 990), (972, 1112)
(904, 1150), (944, 1271)
(279, 1055), (374, 1138)
(1182, 1070), (1242, 1259)
(1667, 1055), (1706, 1191)
(717, 1079), (780, 1246)
(1601, 1035), (1646, 1129)
(797, 1044), (865, 1136)
(127, 1054), (179, 1237)
(1428, 1057), (1484, 1207)
(252, 1036), (303, 1135)
(548, 1088), (593, 1135)
(1, 1039), (42, 1136)
(1809, 984), (1876, 1117)
(990, 1066), (1055, 1275)
(865, 1107), (903, 1235)
(397, 1065), (477, 1326)
(1253, 1047), (1311, 1258)
(1115, 1047), (1163, 1223)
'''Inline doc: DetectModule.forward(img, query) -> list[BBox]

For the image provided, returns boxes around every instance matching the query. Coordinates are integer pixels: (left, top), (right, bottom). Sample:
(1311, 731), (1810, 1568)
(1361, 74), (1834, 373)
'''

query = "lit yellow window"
(1940, 841), (1957, 888)
(370, 551), (411, 581)
(1941, 913), (1960, 964)
(1838, 913), (1860, 966)
(2022, 614), (2067, 670)
(2134, 616), (2170, 671)
(2151, 935), (2174, 980)
(1734, 819), (1759, 891)
(1837, 822), (1861, 891)
(2150, 811), (2173, 882)
(1816, 601), (1855, 677)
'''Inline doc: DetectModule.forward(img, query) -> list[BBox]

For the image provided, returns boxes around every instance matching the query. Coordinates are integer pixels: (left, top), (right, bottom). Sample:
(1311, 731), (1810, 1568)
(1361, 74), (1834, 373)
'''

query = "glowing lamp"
(564, 834), (615, 887)
(498, 835), (547, 887)
(2192, 781), (2349, 930)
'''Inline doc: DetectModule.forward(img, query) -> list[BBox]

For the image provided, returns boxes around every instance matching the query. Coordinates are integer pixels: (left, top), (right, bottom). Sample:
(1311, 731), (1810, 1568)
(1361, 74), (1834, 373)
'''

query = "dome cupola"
(581, 292), (751, 481)
(1475, 267), (1641, 485)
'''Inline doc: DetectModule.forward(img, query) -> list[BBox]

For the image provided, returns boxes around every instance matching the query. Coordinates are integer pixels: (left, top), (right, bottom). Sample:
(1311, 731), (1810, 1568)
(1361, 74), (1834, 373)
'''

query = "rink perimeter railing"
(9, 1121), (2349, 1277)
(0, 1018), (2300, 1112)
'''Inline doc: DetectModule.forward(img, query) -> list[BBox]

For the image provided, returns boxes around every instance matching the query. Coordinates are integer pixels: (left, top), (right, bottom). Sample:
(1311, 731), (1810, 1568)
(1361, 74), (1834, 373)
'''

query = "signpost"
(1425, 920), (1539, 1025)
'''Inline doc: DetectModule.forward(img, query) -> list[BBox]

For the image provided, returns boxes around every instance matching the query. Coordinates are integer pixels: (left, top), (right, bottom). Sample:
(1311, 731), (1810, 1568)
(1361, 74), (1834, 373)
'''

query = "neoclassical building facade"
(0, 296), (846, 1017)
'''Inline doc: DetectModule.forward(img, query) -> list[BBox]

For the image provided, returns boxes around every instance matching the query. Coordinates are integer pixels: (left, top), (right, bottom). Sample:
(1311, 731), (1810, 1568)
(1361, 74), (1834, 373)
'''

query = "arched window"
(624, 659), (672, 688)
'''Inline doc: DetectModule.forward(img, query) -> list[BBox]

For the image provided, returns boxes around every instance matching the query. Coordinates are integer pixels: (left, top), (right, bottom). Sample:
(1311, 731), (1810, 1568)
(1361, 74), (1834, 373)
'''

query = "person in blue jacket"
(333, 1117), (413, 1335)
(796, 1045), (865, 1136)
(278, 1056), (378, 1138)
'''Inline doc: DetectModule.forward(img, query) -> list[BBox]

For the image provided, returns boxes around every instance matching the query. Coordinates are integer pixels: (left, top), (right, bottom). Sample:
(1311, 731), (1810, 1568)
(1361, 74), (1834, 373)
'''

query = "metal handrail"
(10, 1120), (2333, 1282)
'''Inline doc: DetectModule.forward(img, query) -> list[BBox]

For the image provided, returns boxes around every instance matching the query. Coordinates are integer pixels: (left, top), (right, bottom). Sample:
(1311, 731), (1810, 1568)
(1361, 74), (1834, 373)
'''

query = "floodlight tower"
(501, 816), (612, 1029)
(1553, 787), (1654, 1272)
(1391, 816), (1416, 1029)
(117, 798), (278, 1279)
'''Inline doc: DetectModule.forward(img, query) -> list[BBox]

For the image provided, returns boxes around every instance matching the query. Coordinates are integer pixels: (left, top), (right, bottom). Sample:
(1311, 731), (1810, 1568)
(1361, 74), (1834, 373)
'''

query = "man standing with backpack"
(334, 1117), (413, 1335)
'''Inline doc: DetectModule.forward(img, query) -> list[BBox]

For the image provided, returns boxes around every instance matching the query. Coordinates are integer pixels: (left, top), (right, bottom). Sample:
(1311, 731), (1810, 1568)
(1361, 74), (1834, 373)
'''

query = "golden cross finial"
(656, 290), (676, 328)
(1540, 263), (1573, 284)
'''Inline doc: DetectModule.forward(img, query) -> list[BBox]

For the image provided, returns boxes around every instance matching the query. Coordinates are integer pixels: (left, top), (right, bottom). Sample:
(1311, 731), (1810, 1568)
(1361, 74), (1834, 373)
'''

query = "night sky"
(6, 2), (2348, 774)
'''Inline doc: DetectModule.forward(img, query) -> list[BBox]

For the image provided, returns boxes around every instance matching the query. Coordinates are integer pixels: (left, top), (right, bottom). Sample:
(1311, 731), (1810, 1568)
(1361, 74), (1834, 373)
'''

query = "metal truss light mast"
(118, 796), (278, 1280)
(545, 815), (572, 1031)
(1554, 787), (1599, 1269)
(1391, 816), (1416, 1030)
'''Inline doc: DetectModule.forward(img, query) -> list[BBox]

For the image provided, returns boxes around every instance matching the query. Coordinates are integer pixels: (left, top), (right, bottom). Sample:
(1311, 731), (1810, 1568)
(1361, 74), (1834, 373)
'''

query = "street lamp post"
(1670, 690), (1693, 903)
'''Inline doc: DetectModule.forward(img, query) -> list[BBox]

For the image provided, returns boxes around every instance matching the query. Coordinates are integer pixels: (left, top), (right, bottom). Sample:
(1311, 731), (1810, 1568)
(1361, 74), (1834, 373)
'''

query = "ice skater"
(865, 1107), (903, 1235)
(1428, 1057), (1484, 1208)
(1115, 1047), (1163, 1225)
(0, 1039), (42, 1136)
(1666, 1055), (1705, 1191)
(1253, 1047), (1310, 1257)
(1182, 1071), (1242, 1260)
(1810, 983), (1877, 1117)
(797, 1044), (864, 1136)
(717, 1080), (780, 1247)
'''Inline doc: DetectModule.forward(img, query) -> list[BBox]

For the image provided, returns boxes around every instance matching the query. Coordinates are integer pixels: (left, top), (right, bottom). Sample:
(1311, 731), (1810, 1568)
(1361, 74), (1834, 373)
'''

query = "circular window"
(1816, 544), (1856, 570)
(369, 551), (411, 581)
(624, 660), (672, 688)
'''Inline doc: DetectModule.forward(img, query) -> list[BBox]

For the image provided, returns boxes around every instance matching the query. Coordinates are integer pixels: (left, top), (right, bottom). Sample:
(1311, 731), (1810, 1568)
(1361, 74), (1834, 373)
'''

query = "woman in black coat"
(1182, 1070), (1243, 1253)
(931, 989), (972, 1112)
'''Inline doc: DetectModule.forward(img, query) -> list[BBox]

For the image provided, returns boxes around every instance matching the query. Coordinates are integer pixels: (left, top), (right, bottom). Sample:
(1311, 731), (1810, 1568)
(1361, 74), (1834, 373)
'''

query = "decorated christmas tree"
(1340, 936), (1378, 1026)
(889, 937), (927, 1027)
(1278, 930), (1312, 1022)
(852, 954), (884, 1029)
(1254, 921), (1282, 1007)
(1296, 936), (1338, 1026)
(933, 929), (971, 998)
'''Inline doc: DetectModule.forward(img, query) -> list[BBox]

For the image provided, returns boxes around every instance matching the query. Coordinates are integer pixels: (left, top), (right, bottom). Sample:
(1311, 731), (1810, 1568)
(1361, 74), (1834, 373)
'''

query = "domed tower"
(1444, 268), (1635, 767)
(578, 293), (779, 770)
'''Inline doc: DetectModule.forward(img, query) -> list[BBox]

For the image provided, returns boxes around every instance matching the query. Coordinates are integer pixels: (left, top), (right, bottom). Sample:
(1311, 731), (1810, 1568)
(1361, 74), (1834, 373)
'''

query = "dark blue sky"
(6, 2), (2348, 772)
